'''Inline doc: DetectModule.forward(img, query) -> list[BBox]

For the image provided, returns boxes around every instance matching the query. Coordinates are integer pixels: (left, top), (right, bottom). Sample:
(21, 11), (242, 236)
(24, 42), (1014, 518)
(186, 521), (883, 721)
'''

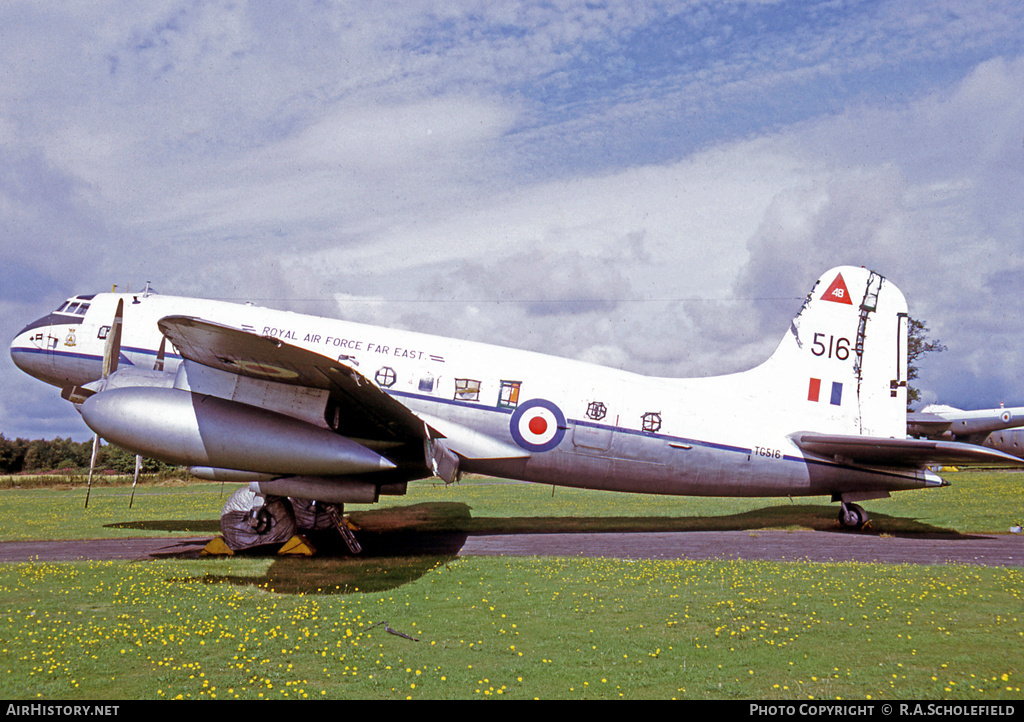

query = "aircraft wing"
(792, 433), (1024, 468)
(157, 315), (529, 460)
(158, 315), (427, 442)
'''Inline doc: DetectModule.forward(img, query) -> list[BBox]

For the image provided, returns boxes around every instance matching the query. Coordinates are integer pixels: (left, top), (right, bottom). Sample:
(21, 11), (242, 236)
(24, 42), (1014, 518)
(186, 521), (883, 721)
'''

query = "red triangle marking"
(821, 273), (854, 305)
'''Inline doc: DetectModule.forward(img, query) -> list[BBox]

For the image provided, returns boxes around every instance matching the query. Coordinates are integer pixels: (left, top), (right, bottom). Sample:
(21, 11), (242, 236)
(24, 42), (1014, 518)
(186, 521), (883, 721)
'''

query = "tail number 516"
(811, 333), (851, 360)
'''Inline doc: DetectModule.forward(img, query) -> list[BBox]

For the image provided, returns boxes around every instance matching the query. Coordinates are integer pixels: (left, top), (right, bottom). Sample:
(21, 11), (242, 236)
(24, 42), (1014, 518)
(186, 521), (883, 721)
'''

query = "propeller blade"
(87, 299), (125, 509)
(102, 299), (124, 379)
(153, 337), (166, 372)
(85, 299), (134, 510)
(129, 454), (142, 509)
(85, 433), (100, 509)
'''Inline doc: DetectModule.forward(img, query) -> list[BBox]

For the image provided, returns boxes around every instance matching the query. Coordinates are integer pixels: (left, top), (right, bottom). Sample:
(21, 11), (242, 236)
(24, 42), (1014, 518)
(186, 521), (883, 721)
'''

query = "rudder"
(748, 266), (908, 438)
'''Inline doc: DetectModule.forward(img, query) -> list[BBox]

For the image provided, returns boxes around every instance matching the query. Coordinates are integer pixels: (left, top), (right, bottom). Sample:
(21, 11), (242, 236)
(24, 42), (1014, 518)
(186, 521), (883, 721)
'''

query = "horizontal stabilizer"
(793, 433), (1024, 468)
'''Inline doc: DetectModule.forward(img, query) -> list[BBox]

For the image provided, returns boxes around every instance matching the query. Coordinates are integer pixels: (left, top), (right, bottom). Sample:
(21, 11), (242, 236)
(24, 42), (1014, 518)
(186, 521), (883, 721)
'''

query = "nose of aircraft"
(10, 315), (56, 384)
(9, 313), (102, 389)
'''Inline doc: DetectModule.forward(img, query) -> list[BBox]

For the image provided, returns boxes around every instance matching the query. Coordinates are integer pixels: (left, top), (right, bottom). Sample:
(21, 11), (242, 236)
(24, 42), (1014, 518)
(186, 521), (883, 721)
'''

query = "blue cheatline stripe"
(385, 389), (925, 482)
(389, 389), (753, 455)
(10, 346), (181, 365)
(830, 381), (843, 406)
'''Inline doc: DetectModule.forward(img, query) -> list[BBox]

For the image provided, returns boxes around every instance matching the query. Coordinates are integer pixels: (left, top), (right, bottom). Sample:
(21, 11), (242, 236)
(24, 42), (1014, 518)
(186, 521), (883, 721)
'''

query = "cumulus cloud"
(3, 1), (1024, 438)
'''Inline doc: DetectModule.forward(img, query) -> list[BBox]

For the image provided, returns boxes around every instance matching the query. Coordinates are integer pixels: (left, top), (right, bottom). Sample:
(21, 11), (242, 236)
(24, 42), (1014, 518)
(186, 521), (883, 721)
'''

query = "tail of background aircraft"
(739, 265), (908, 439)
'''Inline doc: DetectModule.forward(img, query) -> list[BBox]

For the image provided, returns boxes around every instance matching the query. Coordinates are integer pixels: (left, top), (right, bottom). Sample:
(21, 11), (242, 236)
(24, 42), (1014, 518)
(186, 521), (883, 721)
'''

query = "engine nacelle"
(250, 477), (380, 504)
(81, 386), (395, 476)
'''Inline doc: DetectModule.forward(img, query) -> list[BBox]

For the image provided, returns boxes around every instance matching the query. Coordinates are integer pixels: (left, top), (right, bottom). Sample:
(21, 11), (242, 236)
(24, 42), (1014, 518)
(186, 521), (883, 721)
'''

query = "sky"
(1, 0), (1023, 440)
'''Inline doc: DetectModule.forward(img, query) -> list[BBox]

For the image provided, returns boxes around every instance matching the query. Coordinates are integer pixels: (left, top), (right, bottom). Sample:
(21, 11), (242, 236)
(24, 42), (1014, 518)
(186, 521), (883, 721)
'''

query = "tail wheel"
(838, 502), (868, 530)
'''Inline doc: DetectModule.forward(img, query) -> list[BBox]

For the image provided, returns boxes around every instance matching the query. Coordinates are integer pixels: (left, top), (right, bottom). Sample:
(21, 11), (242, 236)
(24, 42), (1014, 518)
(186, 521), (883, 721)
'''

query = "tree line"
(0, 434), (174, 475)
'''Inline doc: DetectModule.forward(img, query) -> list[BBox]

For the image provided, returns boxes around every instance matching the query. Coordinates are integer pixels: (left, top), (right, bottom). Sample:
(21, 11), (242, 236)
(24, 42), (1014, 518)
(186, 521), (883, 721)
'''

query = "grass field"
(0, 471), (1022, 700)
(4, 469), (1024, 540)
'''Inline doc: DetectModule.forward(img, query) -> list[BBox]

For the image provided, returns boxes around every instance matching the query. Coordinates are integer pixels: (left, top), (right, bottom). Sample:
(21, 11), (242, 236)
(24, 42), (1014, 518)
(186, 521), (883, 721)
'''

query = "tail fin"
(746, 266), (908, 438)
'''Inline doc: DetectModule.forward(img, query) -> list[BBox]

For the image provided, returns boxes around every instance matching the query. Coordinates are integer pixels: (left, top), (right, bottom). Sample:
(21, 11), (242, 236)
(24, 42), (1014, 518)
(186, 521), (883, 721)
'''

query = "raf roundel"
(509, 399), (567, 452)
(232, 360), (300, 380)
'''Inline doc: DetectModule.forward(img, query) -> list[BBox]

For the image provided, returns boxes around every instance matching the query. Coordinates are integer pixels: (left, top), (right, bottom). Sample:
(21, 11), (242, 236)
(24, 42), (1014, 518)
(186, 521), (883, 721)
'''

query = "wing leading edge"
(793, 433), (1024, 468)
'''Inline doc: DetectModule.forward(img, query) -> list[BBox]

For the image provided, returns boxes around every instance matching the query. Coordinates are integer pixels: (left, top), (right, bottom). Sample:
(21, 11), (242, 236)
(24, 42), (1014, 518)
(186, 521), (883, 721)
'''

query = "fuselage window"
(375, 367), (396, 388)
(586, 401), (607, 421)
(454, 379), (481, 402)
(498, 380), (521, 408)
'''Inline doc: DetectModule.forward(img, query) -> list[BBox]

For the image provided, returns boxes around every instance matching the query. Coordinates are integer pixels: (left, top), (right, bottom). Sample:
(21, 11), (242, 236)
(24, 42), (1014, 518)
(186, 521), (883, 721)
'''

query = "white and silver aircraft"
(11, 266), (1021, 550)
(908, 404), (1024, 459)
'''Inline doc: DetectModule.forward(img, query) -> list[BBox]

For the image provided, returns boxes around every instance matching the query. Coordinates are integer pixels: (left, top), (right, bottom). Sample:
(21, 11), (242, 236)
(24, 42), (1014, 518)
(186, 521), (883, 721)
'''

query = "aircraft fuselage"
(10, 281), (939, 502)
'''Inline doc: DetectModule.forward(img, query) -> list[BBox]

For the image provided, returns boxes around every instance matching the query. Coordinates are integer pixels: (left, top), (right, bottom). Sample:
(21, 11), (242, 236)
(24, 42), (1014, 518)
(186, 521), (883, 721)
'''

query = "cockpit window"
(55, 300), (90, 316)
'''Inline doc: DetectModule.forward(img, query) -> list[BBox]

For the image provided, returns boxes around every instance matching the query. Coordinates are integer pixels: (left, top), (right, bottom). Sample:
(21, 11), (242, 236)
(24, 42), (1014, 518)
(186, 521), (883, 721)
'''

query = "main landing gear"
(207, 487), (363, 555)
(838, 502), (869, 530)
